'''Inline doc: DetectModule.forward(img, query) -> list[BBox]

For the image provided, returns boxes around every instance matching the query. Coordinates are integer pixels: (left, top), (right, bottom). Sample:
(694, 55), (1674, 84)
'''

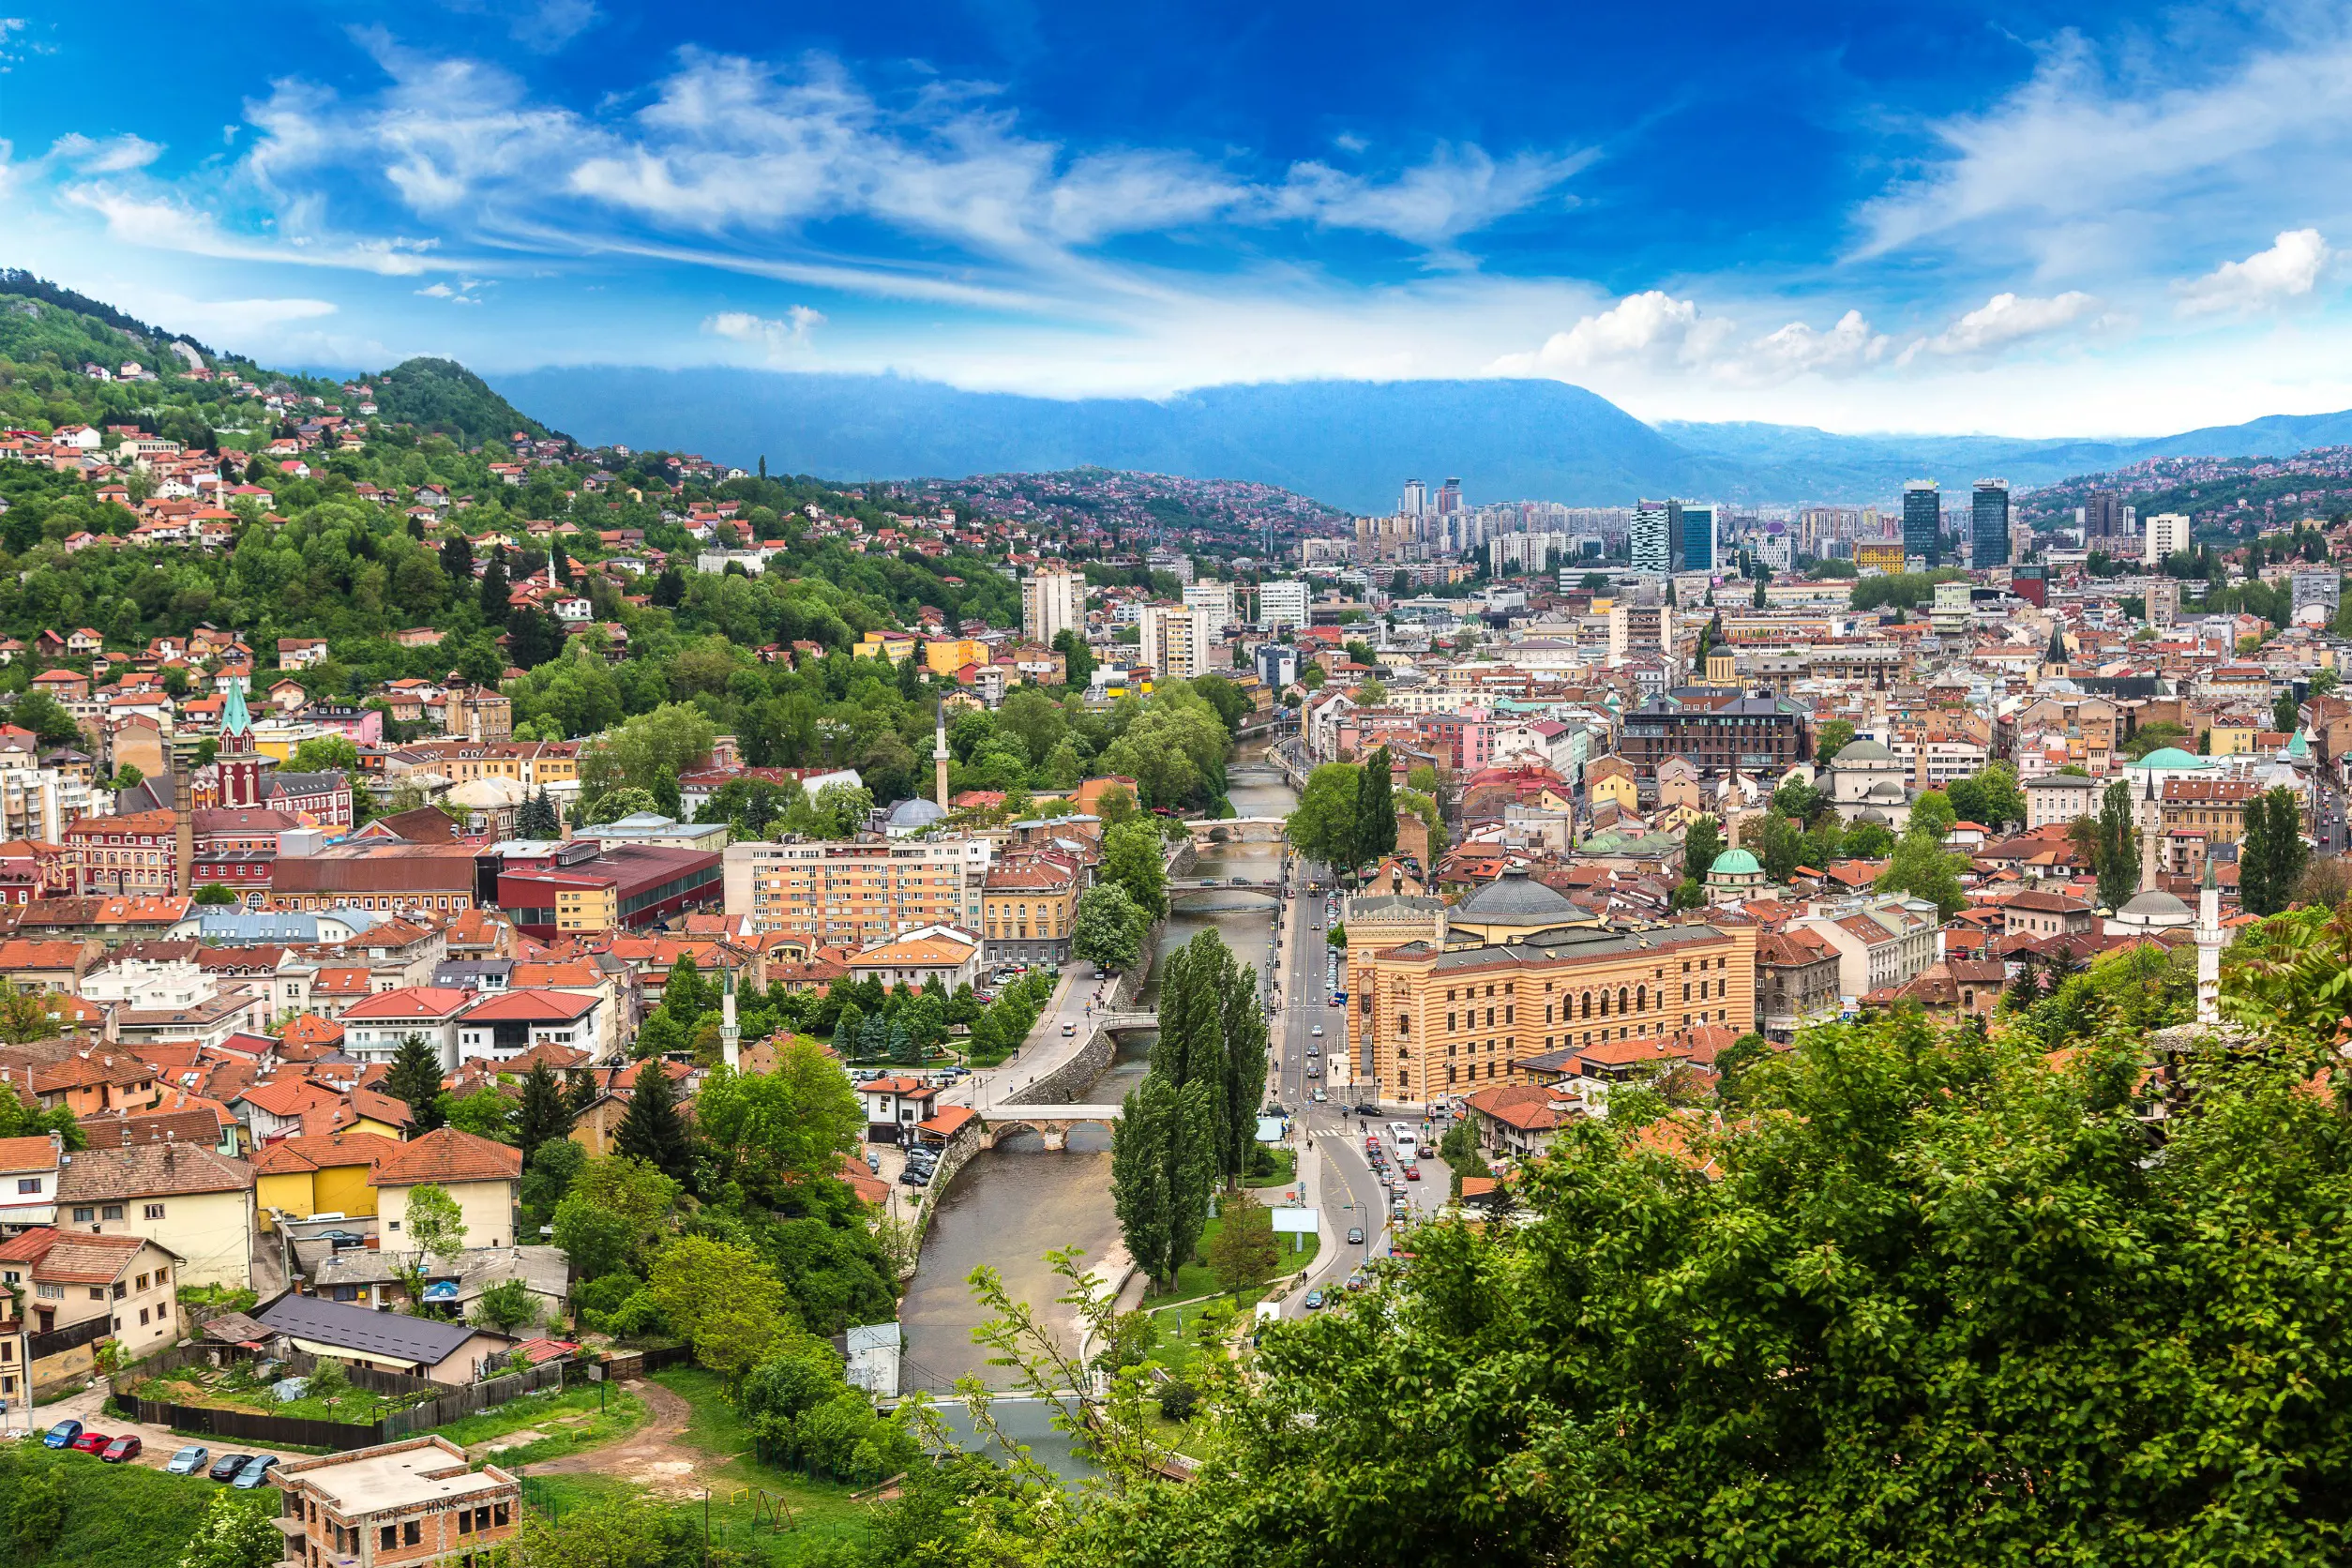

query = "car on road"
(1347, 1226), (1364, 1244)
(1311, 1024), (1324, 1035)
(1061, 1022), (1077, 1036)
(1267, 1102), (1291, 1117)
(1305, 1043), (1319, 1057)
(1312, 1088), (1328, 1102)
(1305, 1063), (1321, 1078)
(1355, 1102), (1380, 1117)
(1403, 1165), (1422, 1181)
(40, 1421), (82, 1450)
(232, 1455), (279, 1489)
(208, 1452), (252, 1481)
(100, 1436), (142, 1464)
(166, 1446), (209, 1476)
(1304, 1289), (1325, 1310)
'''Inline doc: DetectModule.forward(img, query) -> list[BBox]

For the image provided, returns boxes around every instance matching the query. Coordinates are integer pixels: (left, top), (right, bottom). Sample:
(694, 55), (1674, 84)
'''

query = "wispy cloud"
(49, 133), (163, 173)
(2175, 229), (2331, 317)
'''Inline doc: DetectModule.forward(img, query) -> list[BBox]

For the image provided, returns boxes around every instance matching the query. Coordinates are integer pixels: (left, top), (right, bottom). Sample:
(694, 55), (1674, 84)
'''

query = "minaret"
(933, 701), (951, 809)
(2194, 851), (2223, 1026)
(2139, 771), (2162, 894)
(719, 967), (741, 1070)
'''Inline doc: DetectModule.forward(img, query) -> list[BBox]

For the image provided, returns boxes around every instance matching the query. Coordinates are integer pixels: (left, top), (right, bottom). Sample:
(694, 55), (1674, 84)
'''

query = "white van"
(1393, 1131), (1419, 1163)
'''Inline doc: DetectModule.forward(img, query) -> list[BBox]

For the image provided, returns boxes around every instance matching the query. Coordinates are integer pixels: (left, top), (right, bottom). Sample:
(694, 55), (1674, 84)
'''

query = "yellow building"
(2203, 724), (2257, 757)
(924, 638), (988, 678)
(553, 883), (618, 932)
(1350, 868), (1755, 1104)
(1856, 540), (1906, 574)
(855, 630), (917, 665)
(1587, 767), (1639, 814)
(980, 856), (1081, 962)
(252, 1132), (400, 1232)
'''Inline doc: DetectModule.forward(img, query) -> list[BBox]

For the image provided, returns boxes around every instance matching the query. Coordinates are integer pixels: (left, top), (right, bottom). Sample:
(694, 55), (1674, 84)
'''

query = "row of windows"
(68, 1202), (166, 1222)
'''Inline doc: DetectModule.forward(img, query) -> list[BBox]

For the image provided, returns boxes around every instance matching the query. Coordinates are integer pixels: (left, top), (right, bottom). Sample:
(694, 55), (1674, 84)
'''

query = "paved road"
(2318, 771), (2344, 857)
(29, 1380), (300, 1477)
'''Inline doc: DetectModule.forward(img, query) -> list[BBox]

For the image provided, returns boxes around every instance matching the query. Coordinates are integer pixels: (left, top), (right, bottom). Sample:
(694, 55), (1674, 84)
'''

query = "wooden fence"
(112, 1345), (566, 1451)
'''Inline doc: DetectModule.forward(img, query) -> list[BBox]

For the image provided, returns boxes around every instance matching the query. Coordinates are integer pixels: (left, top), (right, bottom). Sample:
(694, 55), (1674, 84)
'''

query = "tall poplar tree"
(1111, 1076), (1175, 1286)
(2096, 780), (2140, 911)
(1352, 745), (1396, 871)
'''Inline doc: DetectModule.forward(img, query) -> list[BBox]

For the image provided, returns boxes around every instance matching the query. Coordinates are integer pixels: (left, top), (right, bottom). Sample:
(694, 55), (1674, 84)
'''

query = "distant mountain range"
(488, 366), (2352, 513)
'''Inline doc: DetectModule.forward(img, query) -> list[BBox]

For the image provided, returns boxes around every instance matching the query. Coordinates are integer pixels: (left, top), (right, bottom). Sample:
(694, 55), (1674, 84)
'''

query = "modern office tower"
(1139, 603), (1213, 680)
(2144, 512), (2192, 565)
(1902, 480), (1942, 568)
(1438, 478), (1462, 516)
(1021, 564), (1082, 646)
(1259, 577), (1310, 631)
(1674, 501), (1718, 572)
(2085, 492), (2125, 539)
(1183, 580), (1235, 626)
(2292, 569), (2342, 621)
(1256, 642), (1300, 691)
(1630, 499), (1671, 574)
(1970, 479), (2012, 568)
(1401, 478), (1427, 517)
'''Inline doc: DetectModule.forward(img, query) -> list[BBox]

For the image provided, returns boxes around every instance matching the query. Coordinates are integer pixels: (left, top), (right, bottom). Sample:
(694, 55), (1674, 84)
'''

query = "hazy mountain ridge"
(484, 365), (2352, 512)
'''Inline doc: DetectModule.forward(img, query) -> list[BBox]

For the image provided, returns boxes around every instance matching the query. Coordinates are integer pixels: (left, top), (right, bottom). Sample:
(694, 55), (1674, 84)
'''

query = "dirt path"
(524, 1380), (716, 1498)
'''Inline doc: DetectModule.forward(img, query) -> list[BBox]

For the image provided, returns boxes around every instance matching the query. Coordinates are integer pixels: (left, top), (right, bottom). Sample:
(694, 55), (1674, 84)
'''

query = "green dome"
(1708, 848), (1762, 877)
(2133, 746), (2204, 770)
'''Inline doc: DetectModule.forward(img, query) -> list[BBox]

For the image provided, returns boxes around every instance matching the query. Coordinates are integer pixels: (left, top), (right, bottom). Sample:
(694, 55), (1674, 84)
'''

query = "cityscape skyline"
(5, 3), (2352, 436)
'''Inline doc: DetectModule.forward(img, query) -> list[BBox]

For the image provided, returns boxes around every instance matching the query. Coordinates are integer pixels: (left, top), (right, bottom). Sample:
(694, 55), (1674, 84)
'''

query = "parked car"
(40, 1421), (81, 1450)
(68, 1430), (111, 1455)
(1347, 1226), (1364, 1244)
(165, 1446), (209, 1475)
(232, 1455), (279, 1489)
(208, 1452), (251, 1481)
(865, 1153), (881, 1172)
(100, 1436), (142, 1464)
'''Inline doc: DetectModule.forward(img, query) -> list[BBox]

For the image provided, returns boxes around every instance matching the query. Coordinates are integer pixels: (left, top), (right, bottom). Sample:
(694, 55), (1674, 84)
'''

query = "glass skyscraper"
(1971, 479), (2011, 568)
(1673, 501), (1717, 572)
(1903, 480), (1941, 568)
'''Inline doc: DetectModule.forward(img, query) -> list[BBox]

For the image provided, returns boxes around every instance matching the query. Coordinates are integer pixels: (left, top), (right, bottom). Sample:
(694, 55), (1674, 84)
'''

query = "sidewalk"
(940, 968), (1084, 1111)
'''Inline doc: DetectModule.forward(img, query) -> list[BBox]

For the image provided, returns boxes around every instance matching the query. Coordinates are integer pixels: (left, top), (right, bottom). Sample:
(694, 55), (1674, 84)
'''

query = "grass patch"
(438, 1381), (648, 1466)
(519, 1367), (876, 1566)
(0, 1443), (273, 1568)
(1244, 1148), (1296, 1188)
(1136, 1214), (1321, 1374)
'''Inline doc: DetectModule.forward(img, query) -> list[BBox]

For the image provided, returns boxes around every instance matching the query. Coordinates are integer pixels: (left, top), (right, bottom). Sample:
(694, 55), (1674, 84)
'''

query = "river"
(897, 742), (1297, 1391)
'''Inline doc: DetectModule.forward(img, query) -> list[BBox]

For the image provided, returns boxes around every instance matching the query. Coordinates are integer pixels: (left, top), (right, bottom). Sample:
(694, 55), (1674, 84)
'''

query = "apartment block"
(723, 836), (990, 943)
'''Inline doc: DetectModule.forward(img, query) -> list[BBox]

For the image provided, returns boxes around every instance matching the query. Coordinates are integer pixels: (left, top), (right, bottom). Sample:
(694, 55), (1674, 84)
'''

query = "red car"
(99, 1435), (142, 1464)
(1403, 1165), (1422, 1182)
(68, 1430), (111, 1455)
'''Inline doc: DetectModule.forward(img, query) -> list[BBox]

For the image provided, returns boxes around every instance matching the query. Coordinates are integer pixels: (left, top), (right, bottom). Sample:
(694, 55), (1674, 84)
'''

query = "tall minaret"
(719, 966), (741, 1070)
(2139, 770), (2163, 894)
(2194, 851), (2224, 1026)
(933, 701), (951, 809)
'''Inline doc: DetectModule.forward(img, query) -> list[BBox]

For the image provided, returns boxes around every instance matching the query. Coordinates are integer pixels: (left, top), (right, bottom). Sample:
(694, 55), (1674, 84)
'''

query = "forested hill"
(372, 357), (560, 448)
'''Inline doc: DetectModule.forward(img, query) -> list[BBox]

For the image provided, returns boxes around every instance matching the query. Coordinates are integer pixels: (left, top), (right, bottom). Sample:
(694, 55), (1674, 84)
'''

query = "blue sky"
(4, 0), (2352, 434)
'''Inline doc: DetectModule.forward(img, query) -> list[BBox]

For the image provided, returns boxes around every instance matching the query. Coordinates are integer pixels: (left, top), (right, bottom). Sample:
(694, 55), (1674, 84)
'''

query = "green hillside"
(371, 355), (558, 448)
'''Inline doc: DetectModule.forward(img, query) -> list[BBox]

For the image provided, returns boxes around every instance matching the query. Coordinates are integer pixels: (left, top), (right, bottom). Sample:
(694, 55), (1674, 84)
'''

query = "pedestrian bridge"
(1185, 817), (1287, 843)
(1169, 877), (1285, 909)
(985, 1105), (1124, 1149)
(1096, 1012), (1157, 1033)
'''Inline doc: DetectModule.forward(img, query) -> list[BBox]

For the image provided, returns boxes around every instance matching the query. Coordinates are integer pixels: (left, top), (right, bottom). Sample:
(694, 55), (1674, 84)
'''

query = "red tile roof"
(367, 1126), (521, 1187)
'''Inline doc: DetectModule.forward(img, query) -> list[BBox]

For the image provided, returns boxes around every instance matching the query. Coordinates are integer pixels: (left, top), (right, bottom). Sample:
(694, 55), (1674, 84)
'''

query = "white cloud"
(150, 294), (338, 335)
(0, 17), (53, 73)
(1493, 292), (1886, 385)
(1271, 143), (1592, 249)
(704, 306), (825, 355)
(1856, 23), (2352, 269)
(2175, 229), (2331, 317)
(415, 278), (488, 304)
(49, 133), (164, 173)
(1912, 290), (2103, 356)
(62, 188), (444, 276)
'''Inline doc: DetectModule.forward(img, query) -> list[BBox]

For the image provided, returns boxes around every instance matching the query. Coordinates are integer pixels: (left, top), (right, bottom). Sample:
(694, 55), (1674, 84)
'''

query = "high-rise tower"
(1971, 479), (2011, 569)
(1903, 480), (1941, 568)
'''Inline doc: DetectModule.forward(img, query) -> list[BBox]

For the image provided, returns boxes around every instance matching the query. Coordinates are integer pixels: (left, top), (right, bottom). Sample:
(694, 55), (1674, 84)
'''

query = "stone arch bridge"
(983, 1105), (1124, 1150)
(1184, 817), (1287, 844)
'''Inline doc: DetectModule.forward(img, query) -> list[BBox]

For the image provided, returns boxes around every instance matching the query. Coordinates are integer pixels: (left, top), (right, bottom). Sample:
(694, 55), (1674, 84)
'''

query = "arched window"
(1599, 990), (1610, 1017)
(1619, 986), (1629, 1014)
(1580, 992), (1591, 1019)
(1636, 985), (1646, 1012)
